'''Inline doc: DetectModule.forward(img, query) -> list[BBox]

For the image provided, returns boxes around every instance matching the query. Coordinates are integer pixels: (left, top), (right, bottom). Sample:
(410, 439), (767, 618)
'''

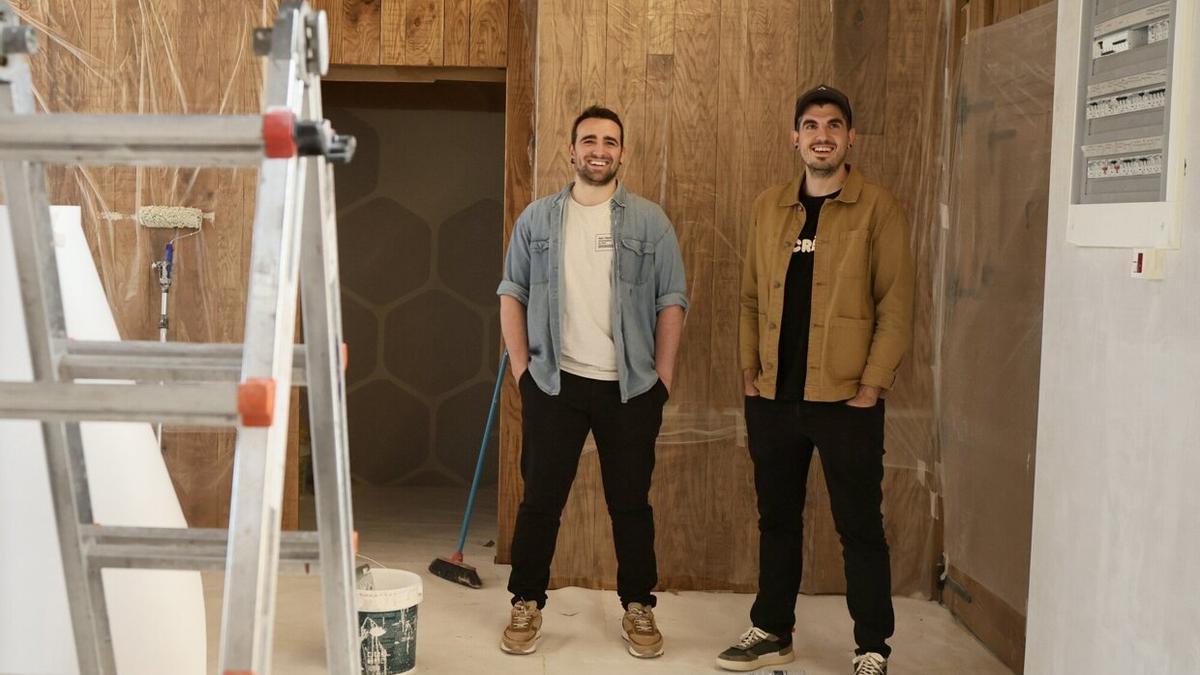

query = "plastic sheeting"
(938, 3), (1057, 617)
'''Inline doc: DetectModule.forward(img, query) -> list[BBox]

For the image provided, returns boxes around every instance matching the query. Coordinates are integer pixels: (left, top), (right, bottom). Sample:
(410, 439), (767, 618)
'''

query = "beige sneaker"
(500, 600), (542, 655)
(621, 602), (664, 658)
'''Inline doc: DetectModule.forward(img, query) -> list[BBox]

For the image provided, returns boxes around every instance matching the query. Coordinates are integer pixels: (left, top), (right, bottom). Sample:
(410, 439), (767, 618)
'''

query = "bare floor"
(202, 484), (1011, 674)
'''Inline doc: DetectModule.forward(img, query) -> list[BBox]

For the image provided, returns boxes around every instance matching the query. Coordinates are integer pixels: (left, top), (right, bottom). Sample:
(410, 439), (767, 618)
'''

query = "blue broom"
(428, 350), (509, 588)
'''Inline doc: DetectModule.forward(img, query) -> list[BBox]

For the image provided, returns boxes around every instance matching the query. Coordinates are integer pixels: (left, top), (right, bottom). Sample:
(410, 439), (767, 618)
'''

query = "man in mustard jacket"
(716, 85), (914, 675)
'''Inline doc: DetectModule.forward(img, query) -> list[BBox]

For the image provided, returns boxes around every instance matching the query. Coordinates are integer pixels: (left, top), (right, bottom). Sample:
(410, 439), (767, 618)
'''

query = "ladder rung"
(0, 114), (265, 166)
(61, 340), (308, 384)
(0, 382), (238, 426)
(80, 526), (322, 574)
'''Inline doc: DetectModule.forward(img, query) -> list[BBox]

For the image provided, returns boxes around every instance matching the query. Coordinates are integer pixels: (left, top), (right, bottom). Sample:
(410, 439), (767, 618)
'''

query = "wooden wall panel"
(533, 0), (582, 192)
(321, 0), (508, 67)
(605, 0), (648, 195)
(994, 0), (1024, 22)
(445, 0), (471, 65)
(640, 54), (674, 203)
(495, 0), (536, 563)
(647, 0), (676, 55)
(834, 0), (890, 135)
(381, 0), (405, 63)
(402, 0), (443, 65)
(580, 0), (608, 104)
(667, 0), (719, 408)
(9, 1), (299, 529)
(341, 0), (382, 64)
(470, 0), (509, 67)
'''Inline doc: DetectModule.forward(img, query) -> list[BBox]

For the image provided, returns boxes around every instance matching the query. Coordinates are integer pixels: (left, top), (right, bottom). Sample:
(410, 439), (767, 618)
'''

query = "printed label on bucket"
(359, 606), (417, 675)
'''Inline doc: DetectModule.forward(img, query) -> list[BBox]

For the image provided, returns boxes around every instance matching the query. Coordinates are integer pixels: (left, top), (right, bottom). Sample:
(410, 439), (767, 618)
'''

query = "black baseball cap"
(794, 84), (853, 129)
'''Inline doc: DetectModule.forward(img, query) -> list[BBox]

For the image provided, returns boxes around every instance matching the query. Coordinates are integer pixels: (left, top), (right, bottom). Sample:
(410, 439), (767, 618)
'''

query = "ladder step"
(0, 114), (265, 167)
(80, 526), (322, 574)
(0, 382), (239, 426)
(60, 340), (309, 384)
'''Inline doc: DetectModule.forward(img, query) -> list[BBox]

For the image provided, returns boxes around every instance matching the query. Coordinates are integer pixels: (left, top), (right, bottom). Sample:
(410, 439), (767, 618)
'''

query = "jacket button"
(765, 362), (773, 369)
(769, 323), (777, 330)
(773, 281), (781, 289)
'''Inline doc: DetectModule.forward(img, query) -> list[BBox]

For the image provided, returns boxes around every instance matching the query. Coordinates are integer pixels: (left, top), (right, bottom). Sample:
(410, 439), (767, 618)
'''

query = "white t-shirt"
(560, 195), (618, 380)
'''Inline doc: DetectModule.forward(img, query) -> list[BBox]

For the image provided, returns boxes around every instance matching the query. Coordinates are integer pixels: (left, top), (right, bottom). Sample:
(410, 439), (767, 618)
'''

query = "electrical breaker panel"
(1075, 0), (1176, 205)
(1057, 0), (1195, 249)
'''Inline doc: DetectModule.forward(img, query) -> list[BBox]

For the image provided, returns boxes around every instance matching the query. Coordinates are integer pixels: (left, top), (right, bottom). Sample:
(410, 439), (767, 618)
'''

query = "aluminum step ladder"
(0, 2), (361, 673)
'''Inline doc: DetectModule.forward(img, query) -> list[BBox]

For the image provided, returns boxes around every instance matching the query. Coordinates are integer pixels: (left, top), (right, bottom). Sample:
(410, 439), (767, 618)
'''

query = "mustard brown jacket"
(739, 166), (914, 401)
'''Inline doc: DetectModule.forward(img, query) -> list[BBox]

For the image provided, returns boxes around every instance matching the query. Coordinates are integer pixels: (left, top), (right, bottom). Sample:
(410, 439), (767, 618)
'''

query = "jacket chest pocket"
(832, 229), (869, 278)
(619, 238), (655, 285)
(530, 239), (551, 284)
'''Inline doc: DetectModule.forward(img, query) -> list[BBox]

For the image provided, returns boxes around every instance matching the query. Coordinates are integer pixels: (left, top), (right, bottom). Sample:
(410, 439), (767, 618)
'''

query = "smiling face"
(569, 117), (623, 187)
(793, 103), (855, 177)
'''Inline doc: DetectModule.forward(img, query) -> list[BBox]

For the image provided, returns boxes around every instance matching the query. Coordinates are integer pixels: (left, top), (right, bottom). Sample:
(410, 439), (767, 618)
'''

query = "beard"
(574, 158), (620, 187)
(801, 145), (848, 177)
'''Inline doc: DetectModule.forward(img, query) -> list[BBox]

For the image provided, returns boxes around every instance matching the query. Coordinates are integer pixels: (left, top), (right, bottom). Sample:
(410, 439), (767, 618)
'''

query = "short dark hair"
(571, 105), (624, 145)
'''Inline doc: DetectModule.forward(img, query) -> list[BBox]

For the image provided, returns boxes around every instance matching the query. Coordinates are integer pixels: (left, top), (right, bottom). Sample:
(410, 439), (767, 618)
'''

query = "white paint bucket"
(356, 568), (423, 674)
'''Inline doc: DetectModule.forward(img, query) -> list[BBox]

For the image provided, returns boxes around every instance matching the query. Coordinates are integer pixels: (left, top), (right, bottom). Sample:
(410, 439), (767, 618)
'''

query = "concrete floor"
(203, 484), (1012, 674)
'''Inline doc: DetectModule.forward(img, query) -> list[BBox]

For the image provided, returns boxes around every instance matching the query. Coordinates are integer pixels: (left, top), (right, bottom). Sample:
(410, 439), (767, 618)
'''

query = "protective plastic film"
(939, 3), (1056, 619)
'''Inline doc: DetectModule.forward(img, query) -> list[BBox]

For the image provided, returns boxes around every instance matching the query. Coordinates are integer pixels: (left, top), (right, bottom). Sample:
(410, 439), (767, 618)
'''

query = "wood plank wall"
(312, 0), (507, 66)
(495, 0), (952, 596)
(9, 0), (300, 530)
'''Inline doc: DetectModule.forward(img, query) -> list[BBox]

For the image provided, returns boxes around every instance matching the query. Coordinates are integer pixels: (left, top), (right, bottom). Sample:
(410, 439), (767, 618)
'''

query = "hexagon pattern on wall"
(328, 98), (503, 487)
(435, 381), (501, 485)
(339, 197), (431, 305)
(347, 380), (430, 484)
(438, 199), (503, 302)
(384, 290), (483, 397)
(340, 294), (378, 387)
(328, 109), (380, 207)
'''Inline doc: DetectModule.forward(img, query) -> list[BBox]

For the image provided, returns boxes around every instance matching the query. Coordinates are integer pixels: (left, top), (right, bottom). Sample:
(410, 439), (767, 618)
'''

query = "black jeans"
(507, 371), (668, 609)
(745, 395), (894, 657)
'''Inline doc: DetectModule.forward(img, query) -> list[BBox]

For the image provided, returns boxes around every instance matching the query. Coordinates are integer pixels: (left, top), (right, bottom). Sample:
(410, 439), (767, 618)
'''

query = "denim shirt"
(497, 182), (688, 402)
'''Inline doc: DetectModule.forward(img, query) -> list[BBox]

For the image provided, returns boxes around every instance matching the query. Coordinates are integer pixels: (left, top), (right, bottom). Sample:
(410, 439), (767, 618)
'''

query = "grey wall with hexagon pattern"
(325, 81), (504, 487)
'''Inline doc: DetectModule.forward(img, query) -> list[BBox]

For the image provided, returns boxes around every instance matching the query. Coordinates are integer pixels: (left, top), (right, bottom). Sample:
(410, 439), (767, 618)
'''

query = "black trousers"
(507, 371), (668, 609)
(745, 395), (894, 657)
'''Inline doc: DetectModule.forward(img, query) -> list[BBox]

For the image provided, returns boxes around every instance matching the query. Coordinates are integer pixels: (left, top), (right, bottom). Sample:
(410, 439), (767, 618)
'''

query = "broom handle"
(456, 350), (509, 554)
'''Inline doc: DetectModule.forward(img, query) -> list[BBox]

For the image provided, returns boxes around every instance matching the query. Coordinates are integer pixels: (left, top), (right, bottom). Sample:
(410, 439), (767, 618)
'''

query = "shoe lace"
(854, 652), (886, 675)
(734, 626), (769, 650)
(627, 605), (656, 634)
(510, 603), (534, 630)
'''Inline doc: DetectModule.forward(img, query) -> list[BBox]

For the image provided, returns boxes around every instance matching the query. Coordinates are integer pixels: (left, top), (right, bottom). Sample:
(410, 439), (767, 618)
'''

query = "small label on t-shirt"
(595, 233), (614, 252)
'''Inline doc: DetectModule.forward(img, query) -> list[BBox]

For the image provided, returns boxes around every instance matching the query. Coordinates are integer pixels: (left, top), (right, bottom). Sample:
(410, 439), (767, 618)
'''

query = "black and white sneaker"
(852, 651), (888, 674)
(715, 626), (794, 672)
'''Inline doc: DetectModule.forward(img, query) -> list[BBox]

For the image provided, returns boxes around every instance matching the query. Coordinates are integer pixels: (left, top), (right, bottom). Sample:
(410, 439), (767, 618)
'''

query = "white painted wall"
(1026, 2), (1200, 673)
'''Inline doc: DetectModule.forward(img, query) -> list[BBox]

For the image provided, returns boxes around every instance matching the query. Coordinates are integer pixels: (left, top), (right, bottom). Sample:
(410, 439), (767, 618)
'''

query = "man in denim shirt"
(496, 106), (687, 659)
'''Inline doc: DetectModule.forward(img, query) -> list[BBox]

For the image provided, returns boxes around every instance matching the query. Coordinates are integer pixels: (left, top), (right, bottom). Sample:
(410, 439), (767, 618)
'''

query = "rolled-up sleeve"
(653, 214), (688, 313)
(496, 209), (532, 305)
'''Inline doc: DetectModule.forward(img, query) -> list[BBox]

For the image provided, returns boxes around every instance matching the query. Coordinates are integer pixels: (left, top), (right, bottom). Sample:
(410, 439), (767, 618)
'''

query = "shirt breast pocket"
(619, 238), (655, 285)
(529, 239), (551, 284)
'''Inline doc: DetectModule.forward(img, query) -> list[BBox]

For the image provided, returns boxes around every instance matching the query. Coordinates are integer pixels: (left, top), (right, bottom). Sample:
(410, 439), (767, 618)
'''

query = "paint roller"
(142, 205), (201, 449)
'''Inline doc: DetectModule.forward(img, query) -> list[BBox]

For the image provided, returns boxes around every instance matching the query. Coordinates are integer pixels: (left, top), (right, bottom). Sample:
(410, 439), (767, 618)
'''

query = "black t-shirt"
(775, 188), (840, 400)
